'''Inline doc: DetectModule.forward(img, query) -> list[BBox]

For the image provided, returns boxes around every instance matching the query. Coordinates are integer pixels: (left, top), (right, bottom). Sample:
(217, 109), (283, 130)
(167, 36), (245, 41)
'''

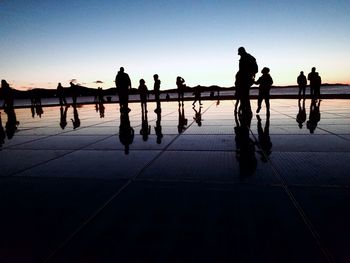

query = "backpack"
(249, 54), (258, 75)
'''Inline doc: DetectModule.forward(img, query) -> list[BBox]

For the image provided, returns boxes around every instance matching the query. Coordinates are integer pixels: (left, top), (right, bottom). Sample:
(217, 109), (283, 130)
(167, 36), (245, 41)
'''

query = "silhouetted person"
(256, 114), (272, 162)
(115, 67), (132, 112)
(140, 105), (150, 141)
(307, 99), (321, 133)
(234, 110), (256, 178)
(71, 105), (80, 129)
(119, 110), (134, 154)
(192, 85), (202, 106)
(296, 99), (306, 129)
(308, 67), (318, 99)
(70, 82), (78, 106)
(0, 113), (5, 149)
(153, 74), (161, 113)
(154, 106), (163, 144)
(297, 71), (307, 99)
(138, 79), (148, 113)
(97, 87), (104, 103)
(1, 79), (14, 110)
(193, 105), (202, 126)
(176, 76), (186, 105)
(314, 72), (322, 99)
(60, 105), (69, 129)
(178, 103), (187, 133)
(57, 83), (67, 106)
(255, 67), (273, 114)
(236, 47), (258, 116)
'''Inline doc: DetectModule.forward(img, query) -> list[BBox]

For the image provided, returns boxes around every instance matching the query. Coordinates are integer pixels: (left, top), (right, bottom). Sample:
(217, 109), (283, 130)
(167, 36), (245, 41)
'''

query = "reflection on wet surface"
(1, 99), (350, 262)
(1, 99), (350, 181)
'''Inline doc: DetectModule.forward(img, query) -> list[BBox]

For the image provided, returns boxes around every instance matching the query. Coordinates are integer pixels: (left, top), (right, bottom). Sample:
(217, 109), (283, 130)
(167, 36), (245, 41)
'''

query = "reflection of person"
(98, 102), (105, 118)
(297, 71), (307, 99)
(255, 67), (273, 114)
(234, 111), (256, 178)
(307, 99), (321, 133)
(119, 110), (134, 154)
(71, 105), (80, 129)
(256, 114), (272, 162)
(4, 106), (19, 139)
(176, 76), (185, 105)
(178, 103), (187, 134)
(138, 79), (148, 113)
(60, 106), (69, 129)
(154, 107), (163, 144)
(140, 107), (150, 141)
(115, 67), (132, 112)
(153, 74), (161, 113)
(296, 99), (306, 129)
(0, 113), (6, 149)
(57, 83), (67, 106)
(193, 105), (202, 126)
(236, 47), (258, 116)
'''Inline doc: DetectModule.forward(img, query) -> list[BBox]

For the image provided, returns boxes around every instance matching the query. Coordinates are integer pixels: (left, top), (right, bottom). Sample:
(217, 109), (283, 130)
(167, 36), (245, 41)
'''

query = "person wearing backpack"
(236, 47), (258, 116)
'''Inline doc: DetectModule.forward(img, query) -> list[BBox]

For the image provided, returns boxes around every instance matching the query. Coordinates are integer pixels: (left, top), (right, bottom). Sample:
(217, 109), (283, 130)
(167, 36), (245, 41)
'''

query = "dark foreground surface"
(0, 99), (350, 262)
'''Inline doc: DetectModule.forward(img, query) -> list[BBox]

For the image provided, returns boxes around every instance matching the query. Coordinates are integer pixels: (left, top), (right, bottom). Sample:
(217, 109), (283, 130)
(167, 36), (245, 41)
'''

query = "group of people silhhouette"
(1, 47), (325, 156)
(297, 67), (322, 100)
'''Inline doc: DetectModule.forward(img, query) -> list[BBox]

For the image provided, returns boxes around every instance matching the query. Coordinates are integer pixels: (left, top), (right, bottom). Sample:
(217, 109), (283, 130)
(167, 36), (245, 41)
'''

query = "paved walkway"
(0, 99), (350, 262)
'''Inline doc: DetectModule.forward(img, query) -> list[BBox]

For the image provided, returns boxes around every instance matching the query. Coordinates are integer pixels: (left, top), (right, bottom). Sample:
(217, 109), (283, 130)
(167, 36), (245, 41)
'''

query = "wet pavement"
(0, 99), (350, 262)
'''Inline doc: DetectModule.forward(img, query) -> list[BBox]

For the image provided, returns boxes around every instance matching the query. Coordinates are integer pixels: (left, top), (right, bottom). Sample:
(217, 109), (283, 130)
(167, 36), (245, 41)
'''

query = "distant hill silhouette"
(0, 83), (349, 100)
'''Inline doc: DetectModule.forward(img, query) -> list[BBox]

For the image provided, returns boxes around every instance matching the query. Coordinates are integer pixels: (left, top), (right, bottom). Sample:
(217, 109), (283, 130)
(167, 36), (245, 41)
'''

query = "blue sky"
(1, 0), (349, 90)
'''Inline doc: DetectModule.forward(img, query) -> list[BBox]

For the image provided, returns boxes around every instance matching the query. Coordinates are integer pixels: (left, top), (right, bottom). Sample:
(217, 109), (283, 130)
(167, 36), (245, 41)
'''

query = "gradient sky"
(1, 0), (349, 90)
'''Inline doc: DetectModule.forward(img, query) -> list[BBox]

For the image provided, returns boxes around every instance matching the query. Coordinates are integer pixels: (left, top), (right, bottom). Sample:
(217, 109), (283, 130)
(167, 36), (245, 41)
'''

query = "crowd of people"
(0, 46), (324, 152)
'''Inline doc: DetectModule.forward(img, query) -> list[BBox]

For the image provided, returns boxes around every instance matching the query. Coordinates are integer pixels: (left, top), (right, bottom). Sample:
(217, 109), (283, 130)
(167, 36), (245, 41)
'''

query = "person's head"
(1, 79), (8, 87)
(315, 72), (319, 76)
(261, 67), (270, 74)
(312, 67), (316, 72)
(58, 82), (62, 87)
(238, 47), (246, 56)
(120, 67), (124, 72)
(139, 79), (145, 85)
(153, 74), (158, 80)
(300, 71), (304, 75)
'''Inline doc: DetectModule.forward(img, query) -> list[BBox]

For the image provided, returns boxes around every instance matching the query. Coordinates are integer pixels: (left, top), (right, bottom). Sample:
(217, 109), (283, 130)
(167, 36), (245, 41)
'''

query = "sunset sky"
(1, 0), (349, 90)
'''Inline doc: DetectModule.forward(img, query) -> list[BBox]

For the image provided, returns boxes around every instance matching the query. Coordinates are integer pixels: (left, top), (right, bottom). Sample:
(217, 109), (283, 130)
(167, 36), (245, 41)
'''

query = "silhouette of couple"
(297, 67), (322, 100)
(234, 47), (273, 116)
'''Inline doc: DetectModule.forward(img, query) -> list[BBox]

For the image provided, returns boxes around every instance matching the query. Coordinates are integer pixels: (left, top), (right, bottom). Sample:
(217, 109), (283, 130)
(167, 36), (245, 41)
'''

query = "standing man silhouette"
(115, 67), (132, 112)
(297, 71), (307, 99)
(308, 67), (317, 99)
(153, 74), (161, 113)
(236, 47), (258, 116)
